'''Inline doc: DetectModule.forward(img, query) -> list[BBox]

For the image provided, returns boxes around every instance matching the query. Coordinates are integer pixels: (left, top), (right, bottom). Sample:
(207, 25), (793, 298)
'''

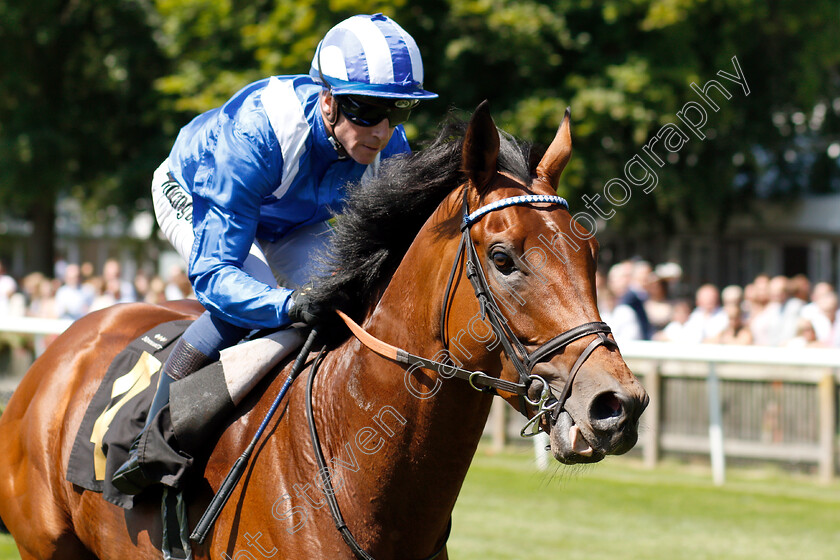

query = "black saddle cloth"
(66, 320), (192, 509)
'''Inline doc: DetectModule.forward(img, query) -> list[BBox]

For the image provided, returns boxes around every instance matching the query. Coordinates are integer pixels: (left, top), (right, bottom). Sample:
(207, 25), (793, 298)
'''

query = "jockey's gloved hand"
(287, 284), (327, 326)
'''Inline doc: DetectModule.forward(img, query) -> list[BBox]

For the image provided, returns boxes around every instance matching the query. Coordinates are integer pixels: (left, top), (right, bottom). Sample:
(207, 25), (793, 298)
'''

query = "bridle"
(439, 186), (618, 434)
(337, 185), (618, 434)
(309, 182), (618, 560)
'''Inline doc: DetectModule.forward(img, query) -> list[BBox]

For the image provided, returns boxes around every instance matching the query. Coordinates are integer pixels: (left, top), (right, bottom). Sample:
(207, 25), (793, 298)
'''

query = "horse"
(0, 102), (648, 560)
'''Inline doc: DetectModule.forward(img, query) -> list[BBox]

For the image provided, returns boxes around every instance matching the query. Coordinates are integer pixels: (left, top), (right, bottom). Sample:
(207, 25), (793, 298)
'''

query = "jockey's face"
(320, 92), (394, 165)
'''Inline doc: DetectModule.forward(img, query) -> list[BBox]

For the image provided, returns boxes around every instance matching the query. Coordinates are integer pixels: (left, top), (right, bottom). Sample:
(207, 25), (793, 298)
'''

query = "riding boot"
(111, 337), (211, 495)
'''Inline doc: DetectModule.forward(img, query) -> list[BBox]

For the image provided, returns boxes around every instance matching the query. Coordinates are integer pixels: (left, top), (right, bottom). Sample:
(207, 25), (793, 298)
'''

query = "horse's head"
(446, 102), (648, 464)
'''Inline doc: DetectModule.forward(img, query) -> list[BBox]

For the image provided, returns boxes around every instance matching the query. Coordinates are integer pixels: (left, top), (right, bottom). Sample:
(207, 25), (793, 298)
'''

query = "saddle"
(66, 320), (304, 507)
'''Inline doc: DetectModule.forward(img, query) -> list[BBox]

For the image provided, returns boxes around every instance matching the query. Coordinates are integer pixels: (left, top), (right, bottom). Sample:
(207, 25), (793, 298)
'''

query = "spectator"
(21, 272), (44, 312)
(0, 260), (18, 316)
(80, 261), (96, 285)
(608, 260), (652, 342)
(102, 259), (137, 303)
(681, 284), (727, 343)
(596, 270), (615, 318)
(812, 290), (838, 345)
(27, 275), (60, 354)
(54, 263), (94, 320)
(801, 282), (834, 334)
(749, 273), (770, 311)
(53, 253), (67, 282)
(765, 275), (790, 345)
(657, 299), (692, 343)
(654, 262), (683, 287)
(721, 284), (744, 309)
(747, 274), (776, 345)
(707, 285), (752, 345)
(779, 274), (810, 343)
(164, 265), (194, 300)
(144, 275), (167, 305)
(27, 274), (58, 319)
(90, 276), (129, 312)
(133, 270), (153, 303)
(786, 318), (821, 348)
(630, 260), (653, 299)
(643, 273), (674, 334)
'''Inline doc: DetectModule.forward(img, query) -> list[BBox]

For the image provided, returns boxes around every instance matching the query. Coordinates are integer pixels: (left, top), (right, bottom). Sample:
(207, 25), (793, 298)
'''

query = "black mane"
(307, 116), (531, 333)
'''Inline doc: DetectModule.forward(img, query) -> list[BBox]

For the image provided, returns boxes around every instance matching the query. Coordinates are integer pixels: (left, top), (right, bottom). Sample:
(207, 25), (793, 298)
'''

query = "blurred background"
(1, 1), (839, 557)
(1, 0), (839, 447)
(1, 0), (838, 286)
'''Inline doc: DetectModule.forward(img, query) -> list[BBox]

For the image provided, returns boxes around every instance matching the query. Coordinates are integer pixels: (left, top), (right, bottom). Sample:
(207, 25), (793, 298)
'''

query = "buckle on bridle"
(520, 374), (559, 437)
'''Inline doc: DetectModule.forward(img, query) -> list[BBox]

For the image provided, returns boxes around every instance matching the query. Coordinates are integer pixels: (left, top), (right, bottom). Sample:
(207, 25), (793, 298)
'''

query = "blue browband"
(462, 194), (569, 230)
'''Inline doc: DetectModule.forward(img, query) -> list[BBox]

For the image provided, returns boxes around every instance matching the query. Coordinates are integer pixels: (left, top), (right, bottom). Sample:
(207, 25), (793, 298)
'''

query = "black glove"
(288, 285), (326, 326)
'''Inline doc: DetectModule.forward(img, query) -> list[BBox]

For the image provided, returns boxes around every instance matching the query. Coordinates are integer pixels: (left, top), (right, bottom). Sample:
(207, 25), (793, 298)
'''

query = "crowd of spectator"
(599, 259), (840, 348)
(2, 256), (840, 350)
(0, 258), (194, 322)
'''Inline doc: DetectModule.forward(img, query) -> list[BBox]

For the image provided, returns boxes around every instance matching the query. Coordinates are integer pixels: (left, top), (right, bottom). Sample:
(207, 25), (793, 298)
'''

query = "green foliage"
(0, 0), (172, 271)
(398, 0), (840, 234)
(153, 0), (406, 114)
(1, 0), (837, 267)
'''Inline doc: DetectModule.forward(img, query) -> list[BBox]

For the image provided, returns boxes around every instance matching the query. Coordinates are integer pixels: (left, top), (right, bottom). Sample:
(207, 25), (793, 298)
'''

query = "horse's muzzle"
(546, 374), (649, 465)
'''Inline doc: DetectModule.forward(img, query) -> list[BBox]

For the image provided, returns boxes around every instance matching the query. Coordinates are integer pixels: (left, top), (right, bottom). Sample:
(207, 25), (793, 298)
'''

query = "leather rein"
(306, 188), (616, 560)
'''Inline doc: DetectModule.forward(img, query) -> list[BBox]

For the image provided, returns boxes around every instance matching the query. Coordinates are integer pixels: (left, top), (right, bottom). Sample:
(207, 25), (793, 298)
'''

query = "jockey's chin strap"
(323, 93), (349, 160)
(318, 48), (349, 160)
(338, 186), (617, 437)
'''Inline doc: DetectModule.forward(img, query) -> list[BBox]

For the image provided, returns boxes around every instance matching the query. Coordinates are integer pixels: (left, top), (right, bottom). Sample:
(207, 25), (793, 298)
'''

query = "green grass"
(449, 446), (840, 559)
(0, 536), (17, 560)
(1, 447), (838, 560)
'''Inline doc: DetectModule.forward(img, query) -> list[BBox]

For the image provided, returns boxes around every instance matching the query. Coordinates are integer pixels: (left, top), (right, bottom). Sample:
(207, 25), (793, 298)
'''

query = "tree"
(402, 0), (840, 236)
(0, 0), (170, 274)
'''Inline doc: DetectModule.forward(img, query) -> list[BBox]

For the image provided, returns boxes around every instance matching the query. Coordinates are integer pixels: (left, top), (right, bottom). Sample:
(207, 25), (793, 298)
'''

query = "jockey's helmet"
(310, 13), (438, 102)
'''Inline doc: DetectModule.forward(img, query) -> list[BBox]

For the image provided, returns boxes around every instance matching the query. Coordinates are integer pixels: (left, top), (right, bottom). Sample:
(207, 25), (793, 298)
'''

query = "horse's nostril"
(589, 392), (625, 430)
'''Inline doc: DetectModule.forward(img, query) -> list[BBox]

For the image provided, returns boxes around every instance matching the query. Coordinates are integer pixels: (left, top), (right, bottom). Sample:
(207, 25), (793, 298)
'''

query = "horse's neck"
(316, 226), (494, 550)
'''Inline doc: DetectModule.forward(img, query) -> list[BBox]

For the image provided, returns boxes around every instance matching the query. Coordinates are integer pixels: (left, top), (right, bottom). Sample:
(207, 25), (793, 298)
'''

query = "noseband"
(438, 189), (617, 435)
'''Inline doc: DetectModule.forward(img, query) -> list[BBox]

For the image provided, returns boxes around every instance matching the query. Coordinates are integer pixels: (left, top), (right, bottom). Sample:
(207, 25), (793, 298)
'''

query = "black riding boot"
(111, 337), (211, 495)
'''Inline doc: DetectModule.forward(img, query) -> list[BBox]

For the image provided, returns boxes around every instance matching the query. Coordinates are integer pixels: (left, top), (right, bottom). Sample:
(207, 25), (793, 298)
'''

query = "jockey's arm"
(187, 116), (293, 330)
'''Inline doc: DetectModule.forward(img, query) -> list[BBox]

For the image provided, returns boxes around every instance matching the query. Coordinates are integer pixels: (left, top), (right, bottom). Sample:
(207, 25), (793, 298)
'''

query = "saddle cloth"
(66, 319), (304, 510)
(66, 320), (192, 509)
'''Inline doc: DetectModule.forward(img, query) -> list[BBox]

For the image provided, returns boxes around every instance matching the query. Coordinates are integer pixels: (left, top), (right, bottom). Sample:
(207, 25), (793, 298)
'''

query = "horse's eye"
(492, 251), (514, 272)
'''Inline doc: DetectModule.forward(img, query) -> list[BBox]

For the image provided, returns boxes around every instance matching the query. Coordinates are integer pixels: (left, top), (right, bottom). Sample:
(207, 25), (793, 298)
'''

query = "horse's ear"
(462, 100), (500, 194)
(535, 107), (572, 192)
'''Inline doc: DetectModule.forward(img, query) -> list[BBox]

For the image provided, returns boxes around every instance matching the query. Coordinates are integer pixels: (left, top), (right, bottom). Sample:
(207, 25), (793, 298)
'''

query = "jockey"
(112, 13), (437, 495)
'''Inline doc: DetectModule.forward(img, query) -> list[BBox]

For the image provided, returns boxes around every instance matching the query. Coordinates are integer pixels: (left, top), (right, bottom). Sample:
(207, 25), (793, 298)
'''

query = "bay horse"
(0, 102), (647, 560)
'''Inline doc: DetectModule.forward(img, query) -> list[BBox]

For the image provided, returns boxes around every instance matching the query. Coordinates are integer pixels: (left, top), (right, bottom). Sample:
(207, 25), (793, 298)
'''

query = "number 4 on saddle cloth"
(66, 320), (305, 509)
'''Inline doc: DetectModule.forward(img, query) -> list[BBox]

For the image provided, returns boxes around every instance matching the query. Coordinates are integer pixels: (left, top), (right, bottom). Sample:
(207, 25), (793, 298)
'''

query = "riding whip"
(190, 325), (321, 544)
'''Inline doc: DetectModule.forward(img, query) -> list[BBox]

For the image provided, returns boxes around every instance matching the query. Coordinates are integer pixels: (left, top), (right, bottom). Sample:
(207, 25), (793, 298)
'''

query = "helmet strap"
(321, 90), (348, 160)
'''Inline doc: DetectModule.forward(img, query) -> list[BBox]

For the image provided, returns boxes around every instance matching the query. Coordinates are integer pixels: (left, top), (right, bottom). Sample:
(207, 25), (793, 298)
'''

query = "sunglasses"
(335, 95), (419, 127)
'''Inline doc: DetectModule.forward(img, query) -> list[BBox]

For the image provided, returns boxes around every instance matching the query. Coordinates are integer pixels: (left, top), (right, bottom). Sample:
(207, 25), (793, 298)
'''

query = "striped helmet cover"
(310, 13), (438, 100)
